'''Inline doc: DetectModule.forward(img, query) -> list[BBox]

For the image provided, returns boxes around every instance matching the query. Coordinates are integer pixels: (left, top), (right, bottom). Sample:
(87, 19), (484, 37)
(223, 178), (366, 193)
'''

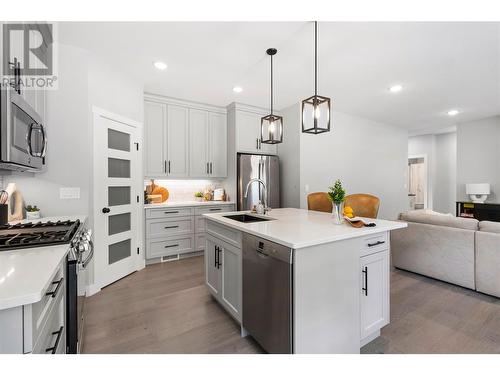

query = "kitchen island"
(203, 208), (407, 354)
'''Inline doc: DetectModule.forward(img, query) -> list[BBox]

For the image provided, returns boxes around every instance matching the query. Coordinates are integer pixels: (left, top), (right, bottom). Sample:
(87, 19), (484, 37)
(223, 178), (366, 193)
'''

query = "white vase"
(26, 211), (41, 220)
(332, 202), (345, 225)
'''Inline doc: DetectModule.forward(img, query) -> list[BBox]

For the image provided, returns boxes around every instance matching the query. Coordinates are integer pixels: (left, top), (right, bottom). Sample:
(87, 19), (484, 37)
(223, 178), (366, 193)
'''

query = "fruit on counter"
(343, 205), (354, 218)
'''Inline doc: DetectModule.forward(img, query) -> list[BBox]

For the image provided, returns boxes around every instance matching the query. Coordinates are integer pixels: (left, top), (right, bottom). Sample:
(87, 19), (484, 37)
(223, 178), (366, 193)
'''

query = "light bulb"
(314, 106), (321, 120)
(269, 121), (275, 134)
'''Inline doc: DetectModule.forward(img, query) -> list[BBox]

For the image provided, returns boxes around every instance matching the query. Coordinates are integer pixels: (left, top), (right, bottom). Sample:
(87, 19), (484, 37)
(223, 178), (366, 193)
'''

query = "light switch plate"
(60, 187), (80, 199)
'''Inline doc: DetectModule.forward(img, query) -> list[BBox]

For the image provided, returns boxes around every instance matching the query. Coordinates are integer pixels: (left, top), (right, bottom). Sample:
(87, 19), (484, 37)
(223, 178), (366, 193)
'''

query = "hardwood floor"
(82, 255), (500, 354)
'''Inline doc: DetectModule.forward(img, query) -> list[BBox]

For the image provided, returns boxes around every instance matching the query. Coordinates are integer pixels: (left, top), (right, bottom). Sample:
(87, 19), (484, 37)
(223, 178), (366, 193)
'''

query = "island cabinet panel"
(360, 249), (390, 341)
(204, 232), (242, 323)
(293, 239), (361, 354)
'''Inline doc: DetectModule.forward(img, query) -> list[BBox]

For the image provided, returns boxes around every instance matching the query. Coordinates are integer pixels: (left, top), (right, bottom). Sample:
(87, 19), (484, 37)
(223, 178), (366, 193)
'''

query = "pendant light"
(261, 48), (283, 144)
(302, 21), (331, 134)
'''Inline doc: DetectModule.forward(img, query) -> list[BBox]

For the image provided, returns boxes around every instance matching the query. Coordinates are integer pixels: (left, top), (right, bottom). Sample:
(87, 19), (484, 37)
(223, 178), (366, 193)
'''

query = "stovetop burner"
(0, 219), (81, 251)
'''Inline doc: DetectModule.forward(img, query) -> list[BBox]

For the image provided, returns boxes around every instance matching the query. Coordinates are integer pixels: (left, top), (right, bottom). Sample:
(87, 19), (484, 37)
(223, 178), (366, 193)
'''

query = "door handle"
(214, 245), (218, 268)
(102, 207), (110, 213)
(164, 244), (179, 248)
(217, 246), (222, 269)
(164, 225), (179, 229)
(362, 266), (368, 296)
(168, 160), (171, 174)
(164, 160), (167, 174)
(209, 162), (212, 174)
(164, 211), (179, 214)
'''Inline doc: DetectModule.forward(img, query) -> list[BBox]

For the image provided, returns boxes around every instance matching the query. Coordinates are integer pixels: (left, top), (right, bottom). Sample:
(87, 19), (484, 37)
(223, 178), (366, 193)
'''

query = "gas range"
(0, 219), (81, 251)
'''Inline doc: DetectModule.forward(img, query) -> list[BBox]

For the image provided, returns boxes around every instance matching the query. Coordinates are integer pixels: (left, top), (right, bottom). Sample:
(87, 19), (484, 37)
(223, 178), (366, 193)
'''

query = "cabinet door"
(205, 236), (221, 296)
(167, 104), (189, 177)
(360, 250), (390, 340)
(144, 101), (167, 176)
(209, 112), (227, 178)
(221, 242), (242, 320)
(189, 109), (209, 177)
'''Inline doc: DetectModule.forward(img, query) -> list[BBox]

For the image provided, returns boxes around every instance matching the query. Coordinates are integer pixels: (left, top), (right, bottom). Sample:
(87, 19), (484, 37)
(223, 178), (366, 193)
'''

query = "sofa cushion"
(399, 211), (479, 231)
(478, 220), (500, 233)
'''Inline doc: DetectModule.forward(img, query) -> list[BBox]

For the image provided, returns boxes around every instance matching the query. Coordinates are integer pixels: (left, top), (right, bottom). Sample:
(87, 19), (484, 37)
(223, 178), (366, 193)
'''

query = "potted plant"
(194, 191), (204, 202)
(327, 180), (346, 225)
(25, 205), (41, 220)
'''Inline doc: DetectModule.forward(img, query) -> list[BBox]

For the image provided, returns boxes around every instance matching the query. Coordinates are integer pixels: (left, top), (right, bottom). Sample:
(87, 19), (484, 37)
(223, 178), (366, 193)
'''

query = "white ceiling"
(59, 22), (500, 132)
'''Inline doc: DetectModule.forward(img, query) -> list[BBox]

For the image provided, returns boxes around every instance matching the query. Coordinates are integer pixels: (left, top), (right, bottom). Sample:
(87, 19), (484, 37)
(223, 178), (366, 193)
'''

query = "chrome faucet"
(244, 178), (269, 214)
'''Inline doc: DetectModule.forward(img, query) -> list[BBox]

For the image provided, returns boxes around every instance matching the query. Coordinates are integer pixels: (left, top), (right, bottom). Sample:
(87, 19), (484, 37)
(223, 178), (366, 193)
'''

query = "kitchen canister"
(0, 204), (8, 225)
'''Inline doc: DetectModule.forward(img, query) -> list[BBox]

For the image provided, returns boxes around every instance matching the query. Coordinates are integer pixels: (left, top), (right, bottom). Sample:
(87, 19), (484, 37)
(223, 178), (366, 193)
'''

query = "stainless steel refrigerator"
(237, 153), (280, 211)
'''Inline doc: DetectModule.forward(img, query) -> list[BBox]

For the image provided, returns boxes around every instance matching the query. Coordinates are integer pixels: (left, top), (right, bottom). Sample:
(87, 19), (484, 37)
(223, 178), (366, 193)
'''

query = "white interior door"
(93, 108), (143, 289)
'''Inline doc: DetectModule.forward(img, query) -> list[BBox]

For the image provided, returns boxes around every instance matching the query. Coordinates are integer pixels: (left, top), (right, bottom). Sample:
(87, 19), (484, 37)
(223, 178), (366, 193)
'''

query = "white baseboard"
(360, 329), (381, 348)
(86, 283), (101, 297)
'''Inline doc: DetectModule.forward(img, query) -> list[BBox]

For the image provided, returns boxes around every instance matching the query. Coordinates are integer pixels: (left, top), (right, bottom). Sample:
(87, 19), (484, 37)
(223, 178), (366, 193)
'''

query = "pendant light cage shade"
(302, 21), (331, 134)
(302, 94), (331, 134)
(261, 47), (283, 145)
(261, 114), (283, 144)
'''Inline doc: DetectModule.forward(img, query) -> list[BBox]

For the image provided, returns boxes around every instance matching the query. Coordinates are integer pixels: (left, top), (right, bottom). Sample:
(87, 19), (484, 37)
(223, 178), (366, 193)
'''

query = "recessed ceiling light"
(233, 86), (243, 93)
(153, 61), (167, 71)
(447, 109), (459, 116)
(389, 84), (403, 93)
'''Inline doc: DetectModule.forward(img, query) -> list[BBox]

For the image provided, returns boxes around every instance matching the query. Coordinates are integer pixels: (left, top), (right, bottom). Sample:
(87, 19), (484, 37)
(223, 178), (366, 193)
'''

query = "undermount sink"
(223, 214), (274, 223)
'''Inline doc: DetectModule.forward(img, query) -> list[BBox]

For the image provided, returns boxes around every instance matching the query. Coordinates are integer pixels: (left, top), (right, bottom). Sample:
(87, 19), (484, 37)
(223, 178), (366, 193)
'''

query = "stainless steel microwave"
(0, 85), (47, 171)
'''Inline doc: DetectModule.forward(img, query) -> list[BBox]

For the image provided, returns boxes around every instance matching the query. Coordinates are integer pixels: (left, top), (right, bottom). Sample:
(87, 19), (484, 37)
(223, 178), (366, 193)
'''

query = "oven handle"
(40, 123), (47, 157)
(82, 240), (94, 268)
(26, 123), (35, 157)
(26, 123), (47, 158)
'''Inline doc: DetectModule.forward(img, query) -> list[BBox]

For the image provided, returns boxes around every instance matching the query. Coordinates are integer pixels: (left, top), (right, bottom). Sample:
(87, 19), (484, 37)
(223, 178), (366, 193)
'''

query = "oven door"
(6, 88), (46, 170)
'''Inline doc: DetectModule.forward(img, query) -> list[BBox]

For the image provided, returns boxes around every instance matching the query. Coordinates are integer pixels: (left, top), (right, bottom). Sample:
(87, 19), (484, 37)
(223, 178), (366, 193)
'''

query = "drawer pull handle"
(45, 326), (64, 354)
(209, 208), (222, 211)
(164, 211), (179, 214)
(164, 225), (179, 229)
(45, 277), (64, 298)
(164, 244), (179, 248)
(367, 240), (385, 247)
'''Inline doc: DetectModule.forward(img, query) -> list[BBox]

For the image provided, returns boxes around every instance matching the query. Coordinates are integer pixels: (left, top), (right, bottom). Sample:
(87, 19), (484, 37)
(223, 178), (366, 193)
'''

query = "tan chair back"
(307, 192), (332, 213)
(345, 193), (380, 219)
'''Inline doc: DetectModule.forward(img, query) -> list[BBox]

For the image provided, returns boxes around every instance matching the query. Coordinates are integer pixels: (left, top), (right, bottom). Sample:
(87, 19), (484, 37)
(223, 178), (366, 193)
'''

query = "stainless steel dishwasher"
(242, 233), (293, 354)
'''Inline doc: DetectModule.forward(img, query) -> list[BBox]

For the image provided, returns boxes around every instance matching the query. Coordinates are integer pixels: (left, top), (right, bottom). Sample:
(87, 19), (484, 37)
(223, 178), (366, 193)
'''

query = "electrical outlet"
(60, 187), (80, 199)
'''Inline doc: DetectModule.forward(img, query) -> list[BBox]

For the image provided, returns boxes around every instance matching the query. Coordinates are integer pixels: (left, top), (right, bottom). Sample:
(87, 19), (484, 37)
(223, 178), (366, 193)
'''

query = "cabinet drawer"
(146, 207), (193, 219)
(146, 217), (194, 238)
(194, 205), (234, 216)
(206, 220), (242, 248)
(360, 232), (389, 257)
(32, 286), (65, 354)
(195, 233), (206, 252)
(24, 261), (65, 352)
(146, 235), (194, 259)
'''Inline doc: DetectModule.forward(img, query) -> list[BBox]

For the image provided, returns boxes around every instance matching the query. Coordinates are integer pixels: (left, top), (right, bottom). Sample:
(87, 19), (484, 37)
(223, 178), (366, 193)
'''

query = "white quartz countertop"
(0, 215), (87, 310)
(204, 208), (407, 249)
(145, 201), (235, 209)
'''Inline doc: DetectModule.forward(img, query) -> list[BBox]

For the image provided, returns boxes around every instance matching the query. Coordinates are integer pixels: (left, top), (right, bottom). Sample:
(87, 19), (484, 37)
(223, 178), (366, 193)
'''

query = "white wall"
(279, 103), (301, 208)
(434, 132), (457, 214)
(456, 116), (500, 202)
(299, 111), (408, 220)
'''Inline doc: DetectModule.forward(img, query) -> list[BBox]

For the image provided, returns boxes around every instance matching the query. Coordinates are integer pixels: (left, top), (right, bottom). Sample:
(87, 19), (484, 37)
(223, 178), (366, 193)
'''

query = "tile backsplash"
(144, 179), (225, 202)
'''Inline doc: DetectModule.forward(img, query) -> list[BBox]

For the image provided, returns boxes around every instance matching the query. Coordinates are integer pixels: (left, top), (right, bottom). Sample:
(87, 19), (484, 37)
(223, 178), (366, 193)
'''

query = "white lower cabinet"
(360, 249), (390, 342)
(145, 203), (235, 263)
(0, 260), (66, 354)
(205, 232), (242, 323)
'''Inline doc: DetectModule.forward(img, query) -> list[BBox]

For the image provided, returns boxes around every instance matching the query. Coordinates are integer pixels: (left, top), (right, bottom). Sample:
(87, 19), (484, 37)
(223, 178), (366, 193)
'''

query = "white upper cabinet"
(233, 106), (277, 155)
(144, 101), (167, 177)
(167, 105), (189, 177)
(209, 112), (227, 178)
(189, 109), (210, 177)
(144, 95), (227, 179)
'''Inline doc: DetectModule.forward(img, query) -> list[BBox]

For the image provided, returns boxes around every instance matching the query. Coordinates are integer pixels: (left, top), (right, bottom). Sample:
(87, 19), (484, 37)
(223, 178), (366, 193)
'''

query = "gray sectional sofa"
(391, 210), (500, 298)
